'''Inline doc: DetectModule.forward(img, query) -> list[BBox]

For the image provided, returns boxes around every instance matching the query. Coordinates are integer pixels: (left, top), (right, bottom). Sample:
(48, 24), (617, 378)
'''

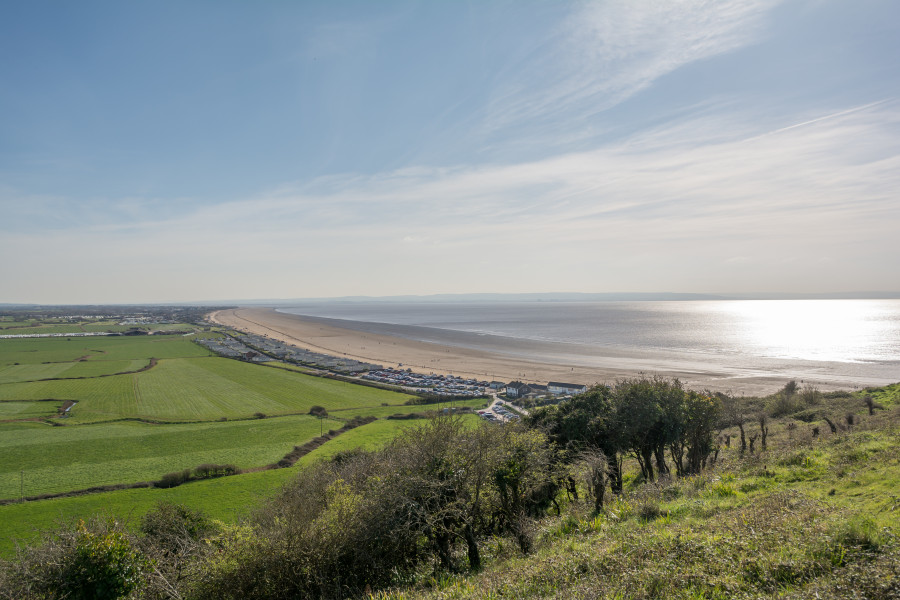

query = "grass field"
(0, 415), (345, 500)
(0, 466), (300, 557)
(0, 416), (423, 557)
(0, 335), (211, 369)
(0, 331), (476, 559)
(0, 400), (60, 420)
(0, 336), (415, 423)
(328, 398), (489, 420)
(0, 359), (150, 384)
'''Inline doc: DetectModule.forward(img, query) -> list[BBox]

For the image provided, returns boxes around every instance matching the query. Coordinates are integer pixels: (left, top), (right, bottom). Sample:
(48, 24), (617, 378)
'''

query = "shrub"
(1, 518), (149, 600)
(309, 405), (328, 417)
(141, 502), (214, 550)
(193, 463), (239, 479)
(798, 384), (822, 406)
(156, 469), (192, 489)
(767, 392), (803, 417)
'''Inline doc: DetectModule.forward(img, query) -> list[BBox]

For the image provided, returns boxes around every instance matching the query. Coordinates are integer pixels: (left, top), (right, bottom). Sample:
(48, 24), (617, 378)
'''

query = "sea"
(277, 300), (900, 389)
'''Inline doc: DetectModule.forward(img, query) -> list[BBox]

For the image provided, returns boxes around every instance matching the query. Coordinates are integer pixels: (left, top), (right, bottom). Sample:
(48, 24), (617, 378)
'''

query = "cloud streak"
(481, 0), (782, 143)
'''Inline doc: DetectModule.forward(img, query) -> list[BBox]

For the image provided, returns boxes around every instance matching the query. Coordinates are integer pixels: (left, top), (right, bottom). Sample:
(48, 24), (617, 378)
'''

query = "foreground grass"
(370, 408), (900, 600)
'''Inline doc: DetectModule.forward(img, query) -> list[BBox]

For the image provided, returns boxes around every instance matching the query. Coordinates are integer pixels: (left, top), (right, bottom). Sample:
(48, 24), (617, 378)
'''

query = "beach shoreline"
(206, 307), (881, 396)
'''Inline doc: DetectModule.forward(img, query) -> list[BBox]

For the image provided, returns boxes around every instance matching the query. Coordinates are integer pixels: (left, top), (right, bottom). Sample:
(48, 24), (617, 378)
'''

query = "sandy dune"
(206, 307), (826, 396)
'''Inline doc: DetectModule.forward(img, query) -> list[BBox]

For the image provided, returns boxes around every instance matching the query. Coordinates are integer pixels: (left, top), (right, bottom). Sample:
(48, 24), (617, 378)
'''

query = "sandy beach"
(206, 307), (836, 396)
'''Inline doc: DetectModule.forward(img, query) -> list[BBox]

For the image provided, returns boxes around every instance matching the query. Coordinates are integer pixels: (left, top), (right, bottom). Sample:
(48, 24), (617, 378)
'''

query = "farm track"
(0, 357), (159, 385)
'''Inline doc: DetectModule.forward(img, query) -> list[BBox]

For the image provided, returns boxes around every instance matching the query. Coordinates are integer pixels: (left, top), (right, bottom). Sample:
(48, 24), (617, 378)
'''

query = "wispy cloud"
(481, 0), (782, 141)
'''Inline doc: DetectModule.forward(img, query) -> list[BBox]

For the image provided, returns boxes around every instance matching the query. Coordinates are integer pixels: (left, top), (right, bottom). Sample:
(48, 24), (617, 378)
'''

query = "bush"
(156, 469), (192, 489)
(767, 392), (803, 417)
(309, 405), (328, 417)
(66, 523), (148, 599)
(193, 463), (238, 479)
(141, 502), (214, 549)
(798, 384), (822, 406)
(0, 518), (149, 600)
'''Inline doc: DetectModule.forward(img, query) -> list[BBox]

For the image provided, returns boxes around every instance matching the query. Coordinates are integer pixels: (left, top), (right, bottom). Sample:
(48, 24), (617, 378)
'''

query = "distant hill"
(229, 290), (900, 305)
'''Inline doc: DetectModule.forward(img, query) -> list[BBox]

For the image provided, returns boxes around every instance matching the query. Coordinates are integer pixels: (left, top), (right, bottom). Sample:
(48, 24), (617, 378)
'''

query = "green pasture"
(0, 319), (39, 330)
(0, 359), (150, 384)
(295, 417), (443, 466)
(0, 415), (344, 500)
(0, 335), (211, 368)
(0, 357), (415, 423)
(0, 417), (433, 557)
(0, 400), (60, 420)
(0, 467), (300, 557)
(329, 397), (489, 420)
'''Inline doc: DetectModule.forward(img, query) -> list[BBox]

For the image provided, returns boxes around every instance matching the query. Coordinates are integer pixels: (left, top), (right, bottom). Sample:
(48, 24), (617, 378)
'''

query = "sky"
(1, 0), (899, 304)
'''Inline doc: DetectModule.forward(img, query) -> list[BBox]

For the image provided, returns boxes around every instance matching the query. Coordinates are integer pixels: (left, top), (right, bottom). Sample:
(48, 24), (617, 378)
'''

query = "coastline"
(206, 307), (872, 396)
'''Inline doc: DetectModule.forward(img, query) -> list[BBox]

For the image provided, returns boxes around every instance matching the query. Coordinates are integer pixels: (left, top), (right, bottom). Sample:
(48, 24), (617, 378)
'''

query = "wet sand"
(207, 307), (831, 396)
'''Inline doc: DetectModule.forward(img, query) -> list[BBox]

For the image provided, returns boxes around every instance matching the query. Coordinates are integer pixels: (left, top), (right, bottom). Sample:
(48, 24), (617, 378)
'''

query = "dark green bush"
(309, 405), (328, 417)
(156, 469), (192, 489)
(0, 518), (149, 600)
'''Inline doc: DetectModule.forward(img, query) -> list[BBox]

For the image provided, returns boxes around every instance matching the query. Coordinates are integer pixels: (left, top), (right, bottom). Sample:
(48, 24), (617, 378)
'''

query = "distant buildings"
(504, 381), (531, 399)
(548, 382), (587, 396)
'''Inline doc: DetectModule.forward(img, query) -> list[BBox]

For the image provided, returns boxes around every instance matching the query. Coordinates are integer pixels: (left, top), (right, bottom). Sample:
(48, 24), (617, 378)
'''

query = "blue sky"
(2, 0), (899, 303)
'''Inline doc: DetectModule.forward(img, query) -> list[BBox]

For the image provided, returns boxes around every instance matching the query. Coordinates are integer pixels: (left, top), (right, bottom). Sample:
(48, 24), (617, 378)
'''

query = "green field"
(0, 331), (441, 556)
(0, 359), (150, 384)
(0, 417), (422, 556)
(0, 466), (300, 557)
(0, 400), (60, 420)
(0, 415), (344, 500)
(0, 335), (211, 368)
(0, 336), (415, 423)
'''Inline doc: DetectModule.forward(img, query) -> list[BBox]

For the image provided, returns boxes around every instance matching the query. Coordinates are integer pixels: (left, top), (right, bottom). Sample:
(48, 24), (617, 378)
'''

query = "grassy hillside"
(369, 405), (900, 599)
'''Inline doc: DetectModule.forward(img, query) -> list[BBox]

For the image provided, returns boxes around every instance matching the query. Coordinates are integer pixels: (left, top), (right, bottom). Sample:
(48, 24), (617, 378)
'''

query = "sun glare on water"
(716, 300), (898, 363)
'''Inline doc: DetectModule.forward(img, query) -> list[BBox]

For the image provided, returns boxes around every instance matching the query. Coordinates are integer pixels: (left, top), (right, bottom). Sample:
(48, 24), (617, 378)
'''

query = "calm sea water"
(277, 300), (900, 386)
